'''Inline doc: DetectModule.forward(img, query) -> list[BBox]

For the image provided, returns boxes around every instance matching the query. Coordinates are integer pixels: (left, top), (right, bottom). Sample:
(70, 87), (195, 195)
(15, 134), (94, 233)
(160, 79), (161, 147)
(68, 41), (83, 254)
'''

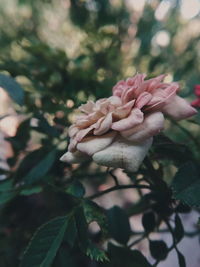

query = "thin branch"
(108, 168), (119, 186)
(87, 184), (151, 200)
(128, 234), (147, 248)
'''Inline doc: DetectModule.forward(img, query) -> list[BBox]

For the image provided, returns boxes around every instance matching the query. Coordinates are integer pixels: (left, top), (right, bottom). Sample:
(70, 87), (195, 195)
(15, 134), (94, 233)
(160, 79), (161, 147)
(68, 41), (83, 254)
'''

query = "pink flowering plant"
(1, 71), (200, 267)
(61, 74), (196, 172)
(1, 2), (200, 266)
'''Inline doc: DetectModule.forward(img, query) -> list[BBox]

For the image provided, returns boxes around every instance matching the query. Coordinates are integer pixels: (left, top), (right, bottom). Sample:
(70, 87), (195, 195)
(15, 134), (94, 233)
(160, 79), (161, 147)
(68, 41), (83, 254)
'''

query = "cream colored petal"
(75, 126), (94, 142)
(94, 113), (113, 135)
(162, 95), (197, 120)
(68, 125), (79, 138)
(113, 100), (135, 120)
(107, 96), (122, 106)
(79, 100), (95, 114)
(121, 112), (164, 143)
(60, 151), (90, 163)
(77, 131), (117, 156)
(111, 108), (143, 131)
(93, 136), (152, 172)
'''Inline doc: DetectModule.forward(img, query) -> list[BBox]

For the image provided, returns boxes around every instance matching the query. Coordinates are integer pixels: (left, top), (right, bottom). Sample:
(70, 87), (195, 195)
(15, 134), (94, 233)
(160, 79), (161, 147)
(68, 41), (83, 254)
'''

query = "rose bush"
(61, 74), (197, 172)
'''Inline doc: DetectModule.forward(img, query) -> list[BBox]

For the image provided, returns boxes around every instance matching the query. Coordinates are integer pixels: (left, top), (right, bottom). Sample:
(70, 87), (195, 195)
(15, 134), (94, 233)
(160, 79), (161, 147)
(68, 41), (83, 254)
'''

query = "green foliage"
(172, 162), (200, 207)
(0, 0), (199, 266)
(107, 243), (152, 267)
(66, 180), (85, 198)
(21, 216), (69, 267)
(107, 206), (131, 244)
(0, 74), (24, 105)
(174, 214), (184, 244)
(22, 149), (57, 185)
(0, 179), (17, 204)
(149, 240), (168, 261)
(142, 212), (156, 233)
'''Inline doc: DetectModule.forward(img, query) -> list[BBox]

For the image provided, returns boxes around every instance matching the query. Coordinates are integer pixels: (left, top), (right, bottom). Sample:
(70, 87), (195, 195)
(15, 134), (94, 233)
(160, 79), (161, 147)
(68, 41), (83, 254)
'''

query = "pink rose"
(60, 74), (197, 172)
(191, 85), (200, 107)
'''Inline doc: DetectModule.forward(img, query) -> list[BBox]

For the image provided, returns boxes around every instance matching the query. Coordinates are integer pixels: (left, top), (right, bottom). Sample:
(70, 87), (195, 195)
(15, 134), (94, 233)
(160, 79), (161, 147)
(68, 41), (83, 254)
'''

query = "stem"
(87, 184), (151, 200)
(108, 169), (119, 186)
(128, 234), (147, 248)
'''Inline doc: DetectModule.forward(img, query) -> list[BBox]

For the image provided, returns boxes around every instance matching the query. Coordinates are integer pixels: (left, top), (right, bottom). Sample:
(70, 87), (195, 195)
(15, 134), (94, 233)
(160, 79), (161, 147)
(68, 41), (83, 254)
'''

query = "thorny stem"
(87, 184), (151, 200)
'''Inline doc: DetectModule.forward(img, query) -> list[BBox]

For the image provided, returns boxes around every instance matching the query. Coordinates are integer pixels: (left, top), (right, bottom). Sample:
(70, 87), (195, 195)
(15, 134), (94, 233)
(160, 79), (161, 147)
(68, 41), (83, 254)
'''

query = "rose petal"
(121, 112), (164, 143)
(142, 74), (166, 93)
(194, 85), (200, 97)
(144, 83), (178, 112)
(68, 138), (78, 152)
(107, 96), (122, 106)
(94, 113), (113, 135)
(60, 151), (90, 163)
(93, 136), (153, 172)
(135, 92), (152, 109)
(77, 131), (117, 156)
(162, 95), (197, 120)
(111, 108), (143, 131)
(113, 100), (135, 120)
(191, 98), (200, 107)
(75, 126), (94, 142)
(79, 100), (95, 114)
(68, 125), (79, 138)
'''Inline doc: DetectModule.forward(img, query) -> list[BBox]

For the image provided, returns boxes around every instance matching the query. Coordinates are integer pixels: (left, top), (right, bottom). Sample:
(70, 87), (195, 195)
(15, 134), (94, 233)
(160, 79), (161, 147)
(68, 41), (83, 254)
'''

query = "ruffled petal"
(77, 131), (117, 156)
(94, 113), (113, 135)
(113, 100), (135, 120)
(68, 125), (79, 138)
(92, 136), (153, 172)
(135, 92), (152, 109)
(60, 151), (90, 163)
(121, 112), (164, 143)
(144, 83), (178, 112)
(111, 108), (143, 131)
(79, 100), (95, 114)
(75, 126), (94, 142)
(162, 95), (197, 120)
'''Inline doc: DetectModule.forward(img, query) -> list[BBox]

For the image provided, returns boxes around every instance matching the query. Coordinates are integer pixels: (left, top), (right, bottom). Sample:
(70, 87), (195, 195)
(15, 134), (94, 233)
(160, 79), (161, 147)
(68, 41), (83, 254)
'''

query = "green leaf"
(0, 179), (17, 204)
(86, 242), (109, 262)
(21, 216), (69, 267)
(142, 212), (156, 233)
(32, 114), (59, 138)
(171, 162), (200, 207)
(108, 243), (152, 267)
(64, 216), (77, 248)
(177, 250), (186, 267)
(174, 214), (184, 243)
(0, 74), (24, 105)
(75, 207), (108, 262)
(149, 240), (168, 261)
(66, 180), (85, 198)
(83, 200), (108, 236)
(53, 247), (77, 267)
(23, 150), (57, 185)
(20, 186), (42, 196)
(107, 206), (131, 244)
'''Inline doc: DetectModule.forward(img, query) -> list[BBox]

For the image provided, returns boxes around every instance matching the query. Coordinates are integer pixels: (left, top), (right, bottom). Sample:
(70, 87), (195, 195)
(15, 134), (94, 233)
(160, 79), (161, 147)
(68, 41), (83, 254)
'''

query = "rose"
(191, 85), (200, 107)
(60, 74), (197, 172)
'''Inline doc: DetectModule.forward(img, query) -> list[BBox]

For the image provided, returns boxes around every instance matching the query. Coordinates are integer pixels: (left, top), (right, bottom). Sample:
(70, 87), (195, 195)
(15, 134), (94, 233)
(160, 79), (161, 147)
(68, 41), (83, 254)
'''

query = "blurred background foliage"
(0, 0), (200, 266)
